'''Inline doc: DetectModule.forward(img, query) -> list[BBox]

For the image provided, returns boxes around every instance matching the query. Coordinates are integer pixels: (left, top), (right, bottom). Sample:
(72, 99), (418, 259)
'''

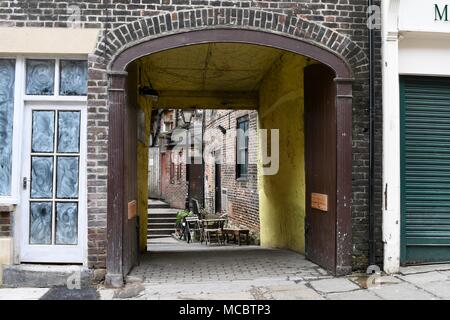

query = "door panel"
(21, 105), (86, 263)
(304, 64), (337, 273)
(188, 162), (204, 207)
(122, 98), (138, 275)
(401, 76), (450, 264)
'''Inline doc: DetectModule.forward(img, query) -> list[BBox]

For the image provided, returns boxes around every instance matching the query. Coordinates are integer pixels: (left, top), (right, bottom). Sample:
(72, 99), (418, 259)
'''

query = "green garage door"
(401, 76), (450, 265)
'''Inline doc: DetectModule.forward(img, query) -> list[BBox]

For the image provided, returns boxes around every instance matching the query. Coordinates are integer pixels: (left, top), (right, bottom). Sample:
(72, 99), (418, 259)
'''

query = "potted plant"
(175, 209), (192, 239)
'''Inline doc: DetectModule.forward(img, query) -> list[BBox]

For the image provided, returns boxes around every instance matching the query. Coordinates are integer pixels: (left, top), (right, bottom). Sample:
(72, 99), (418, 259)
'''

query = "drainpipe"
(368, 0), (376, 267)
(202, 108), (206, 209)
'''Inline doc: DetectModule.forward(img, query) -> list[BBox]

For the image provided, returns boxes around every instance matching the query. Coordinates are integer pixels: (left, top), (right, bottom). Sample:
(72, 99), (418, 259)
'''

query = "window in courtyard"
(0, 59), (15, 196)
(170, 151), (175, 183)
(177, 150), (183, 181)
(236, 115), (249, 179)
(26, 59), (55, 95)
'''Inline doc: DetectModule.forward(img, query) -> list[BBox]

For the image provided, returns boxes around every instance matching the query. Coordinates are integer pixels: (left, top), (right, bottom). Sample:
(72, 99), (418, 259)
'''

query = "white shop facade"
(383, 0), (450, 273)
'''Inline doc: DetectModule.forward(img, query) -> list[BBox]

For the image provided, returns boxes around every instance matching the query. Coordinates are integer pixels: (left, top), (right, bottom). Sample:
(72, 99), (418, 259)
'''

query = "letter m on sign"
(435, 4), (449, 21)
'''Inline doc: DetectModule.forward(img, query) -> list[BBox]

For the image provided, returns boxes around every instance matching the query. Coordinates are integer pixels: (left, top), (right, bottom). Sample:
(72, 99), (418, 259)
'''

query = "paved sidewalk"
(2, 238), (450, 300)
(110, 238), (450, 300)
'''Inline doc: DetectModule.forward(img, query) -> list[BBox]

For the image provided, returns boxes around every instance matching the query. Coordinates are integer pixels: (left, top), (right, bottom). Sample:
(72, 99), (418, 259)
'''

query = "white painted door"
(20, 104), (86, 263)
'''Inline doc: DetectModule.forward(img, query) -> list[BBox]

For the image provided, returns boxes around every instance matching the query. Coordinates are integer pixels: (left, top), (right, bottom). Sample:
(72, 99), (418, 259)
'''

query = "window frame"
(177, 150), (183, 181)
(0, 55), (87, 205)
(169, 151), (175, 183)
(236, 115), (249, 180)
(23, 56), (88, 103)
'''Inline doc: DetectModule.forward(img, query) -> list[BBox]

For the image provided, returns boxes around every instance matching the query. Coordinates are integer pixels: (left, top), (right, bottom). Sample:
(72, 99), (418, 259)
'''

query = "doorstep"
(1, 264), (92, 288)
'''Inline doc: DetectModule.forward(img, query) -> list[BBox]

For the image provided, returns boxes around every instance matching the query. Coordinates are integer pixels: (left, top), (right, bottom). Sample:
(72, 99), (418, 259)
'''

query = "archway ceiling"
(140, 43), (284, 92)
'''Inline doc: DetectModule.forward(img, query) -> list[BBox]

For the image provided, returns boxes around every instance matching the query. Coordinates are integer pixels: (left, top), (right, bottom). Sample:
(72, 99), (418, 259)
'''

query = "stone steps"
(148, 216), (177, 224)
(147, 200), (177, 239)
(148, 222), (175, 230)
(148, 199), (170, 209)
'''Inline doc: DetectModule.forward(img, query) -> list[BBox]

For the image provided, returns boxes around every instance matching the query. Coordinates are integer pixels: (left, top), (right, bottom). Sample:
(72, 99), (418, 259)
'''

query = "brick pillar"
(105, 71), (128, 288)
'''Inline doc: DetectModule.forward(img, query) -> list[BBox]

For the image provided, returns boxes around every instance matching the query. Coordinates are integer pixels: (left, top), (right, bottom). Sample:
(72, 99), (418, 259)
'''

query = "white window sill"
(24, 95), (87, 102)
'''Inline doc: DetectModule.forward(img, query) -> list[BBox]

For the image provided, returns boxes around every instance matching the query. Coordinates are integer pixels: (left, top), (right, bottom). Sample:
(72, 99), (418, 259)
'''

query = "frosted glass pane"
(0, 59), (15, 196)
(30, 202), (52, 244)
(56, 157), (79, 198)
(32, 111), (55, 153)
(26, 59), (55, 95)
(57, 111), (80, 153)
(31, 157), (53, 199)
(60, 60), (87, 96)
(56, 202), (78, 245)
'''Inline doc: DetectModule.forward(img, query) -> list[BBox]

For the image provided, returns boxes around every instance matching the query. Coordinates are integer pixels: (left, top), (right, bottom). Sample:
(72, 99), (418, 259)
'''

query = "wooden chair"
(201, 219), (226, 245)
(223, 227), (250, 245)
(184, 215), (201, 243)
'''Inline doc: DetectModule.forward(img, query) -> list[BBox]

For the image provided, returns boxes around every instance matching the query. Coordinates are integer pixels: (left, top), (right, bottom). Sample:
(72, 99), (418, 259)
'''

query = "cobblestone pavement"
(133, 242), (331, 285)
(3, 237), (450, 300)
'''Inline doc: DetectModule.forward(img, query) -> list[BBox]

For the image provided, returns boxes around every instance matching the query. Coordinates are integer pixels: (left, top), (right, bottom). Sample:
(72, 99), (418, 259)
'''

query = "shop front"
(383, 0), (450, 272)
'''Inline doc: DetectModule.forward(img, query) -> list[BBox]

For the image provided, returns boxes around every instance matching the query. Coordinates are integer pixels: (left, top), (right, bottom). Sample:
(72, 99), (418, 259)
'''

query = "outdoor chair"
(191, 198), (201, 216)
(201, 219), (226, 245)
(184, 215), (202, 243)
(223, 227), (250, 245)
(219, 214), (250, 245)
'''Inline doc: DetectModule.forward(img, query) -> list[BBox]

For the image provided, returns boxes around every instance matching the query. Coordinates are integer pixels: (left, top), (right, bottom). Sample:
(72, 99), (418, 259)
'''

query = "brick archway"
(93, 9), (364, 287)
(94, 8), (367, 76)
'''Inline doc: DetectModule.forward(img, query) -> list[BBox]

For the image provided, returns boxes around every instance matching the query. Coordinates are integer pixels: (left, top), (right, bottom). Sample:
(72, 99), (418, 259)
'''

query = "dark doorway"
(304, 64), (338, 273)
(187, 162), (204, 209)
(160, 152), (167, 198)
(215, 163), (222, 213)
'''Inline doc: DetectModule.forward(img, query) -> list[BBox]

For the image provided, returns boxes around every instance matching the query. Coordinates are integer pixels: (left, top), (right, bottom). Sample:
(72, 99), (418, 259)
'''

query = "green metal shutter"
(401, 76), (450, 265)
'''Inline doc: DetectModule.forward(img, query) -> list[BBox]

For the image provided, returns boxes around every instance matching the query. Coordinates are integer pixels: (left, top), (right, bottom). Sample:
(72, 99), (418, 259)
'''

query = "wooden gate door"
(304, 64), (338, 273)
(187, 162), (204, 207)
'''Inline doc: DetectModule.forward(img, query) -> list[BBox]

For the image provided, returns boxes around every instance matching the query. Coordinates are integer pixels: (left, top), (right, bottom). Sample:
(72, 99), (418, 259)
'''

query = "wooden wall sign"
(128, 200), (137, 219)
(311, 193), (328, 212)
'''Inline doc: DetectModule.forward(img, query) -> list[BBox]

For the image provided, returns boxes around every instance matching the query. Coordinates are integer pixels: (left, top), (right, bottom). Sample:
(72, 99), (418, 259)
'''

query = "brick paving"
(133, 238), (331, 285)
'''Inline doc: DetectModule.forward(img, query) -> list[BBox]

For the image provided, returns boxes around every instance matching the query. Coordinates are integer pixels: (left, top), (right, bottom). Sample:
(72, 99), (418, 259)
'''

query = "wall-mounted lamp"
(139, 85), (159, 101)
(217, 125), (227, 134)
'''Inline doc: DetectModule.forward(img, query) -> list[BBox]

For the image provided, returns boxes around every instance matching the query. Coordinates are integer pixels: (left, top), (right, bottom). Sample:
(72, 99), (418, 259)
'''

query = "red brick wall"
(204, 110), (260, 233)
(160, 150), (188, 209)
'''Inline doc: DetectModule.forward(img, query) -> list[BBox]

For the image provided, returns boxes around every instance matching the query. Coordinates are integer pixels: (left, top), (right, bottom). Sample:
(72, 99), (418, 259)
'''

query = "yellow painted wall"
(130, 61), (153, 253)
(137, 95), (152, 253)
(258, 53), (308, 253)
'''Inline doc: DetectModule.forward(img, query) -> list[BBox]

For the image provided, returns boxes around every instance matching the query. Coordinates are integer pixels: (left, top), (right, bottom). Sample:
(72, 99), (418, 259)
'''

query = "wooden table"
(223, 228), (250, 245)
